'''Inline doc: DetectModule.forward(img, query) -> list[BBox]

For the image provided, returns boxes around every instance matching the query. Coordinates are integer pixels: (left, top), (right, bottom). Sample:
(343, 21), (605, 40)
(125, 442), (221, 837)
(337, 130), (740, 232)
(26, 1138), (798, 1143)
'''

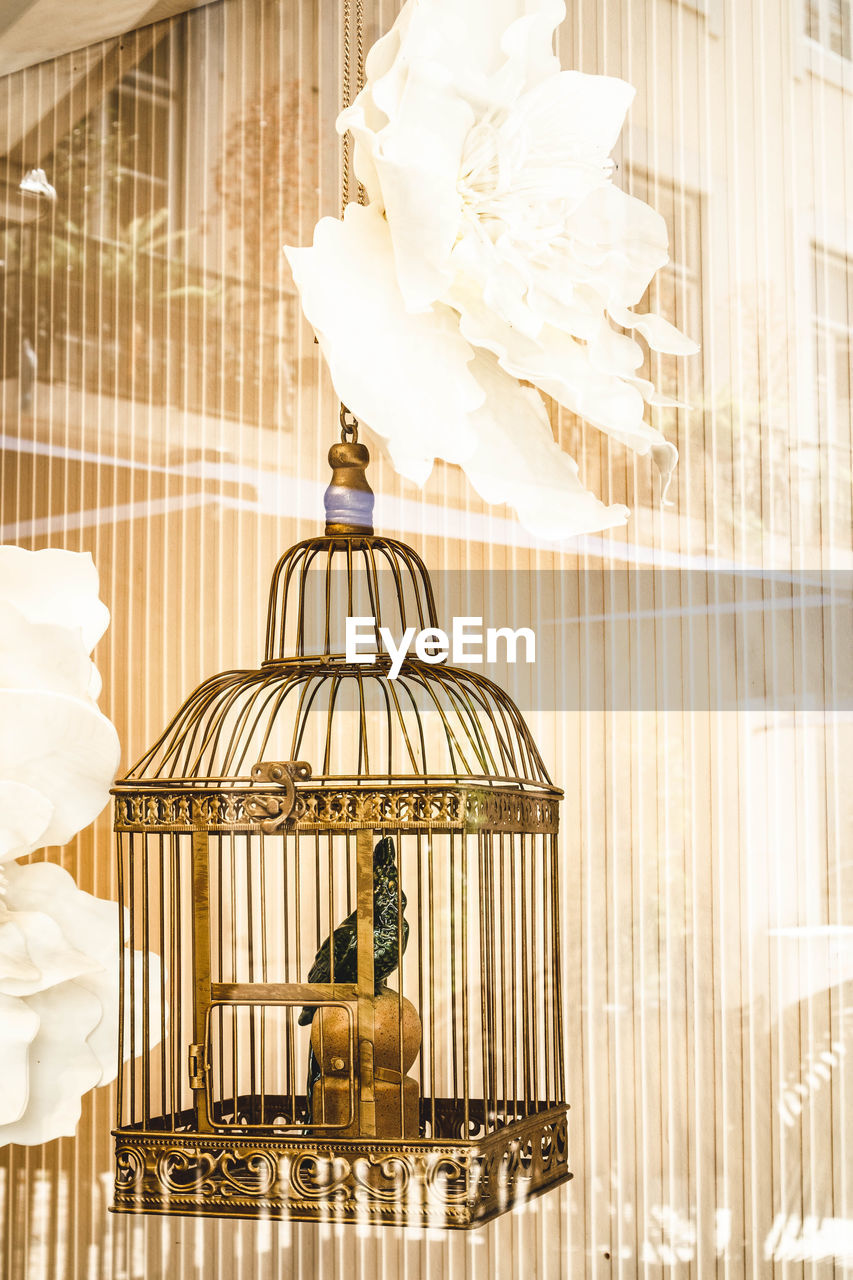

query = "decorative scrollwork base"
(112, 1107), (570, 1228)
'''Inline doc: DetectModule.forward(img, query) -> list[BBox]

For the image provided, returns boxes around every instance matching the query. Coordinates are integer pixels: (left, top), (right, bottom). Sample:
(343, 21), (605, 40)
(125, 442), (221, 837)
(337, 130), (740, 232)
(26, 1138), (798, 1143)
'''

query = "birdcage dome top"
(123, 533), (552, 791)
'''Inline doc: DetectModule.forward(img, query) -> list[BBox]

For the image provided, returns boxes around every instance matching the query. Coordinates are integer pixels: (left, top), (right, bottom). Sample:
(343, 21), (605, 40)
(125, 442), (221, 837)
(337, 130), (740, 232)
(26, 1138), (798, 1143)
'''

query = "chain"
(356, 0), (365, 100)
(341, 0), (351, 214)
(340, 405), (359, 442)
(341, 0), (366, 216)
(339, 0), (366, 436)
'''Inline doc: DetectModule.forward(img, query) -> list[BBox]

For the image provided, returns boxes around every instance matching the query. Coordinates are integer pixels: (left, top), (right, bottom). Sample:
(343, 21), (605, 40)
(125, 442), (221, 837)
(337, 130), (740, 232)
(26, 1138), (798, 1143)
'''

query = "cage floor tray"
(112, 1103), (570, 1228)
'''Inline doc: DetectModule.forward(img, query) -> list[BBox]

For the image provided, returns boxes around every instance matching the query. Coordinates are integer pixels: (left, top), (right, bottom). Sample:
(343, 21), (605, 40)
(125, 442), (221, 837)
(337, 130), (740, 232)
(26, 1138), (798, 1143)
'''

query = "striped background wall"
(1, 0), (851, 1275)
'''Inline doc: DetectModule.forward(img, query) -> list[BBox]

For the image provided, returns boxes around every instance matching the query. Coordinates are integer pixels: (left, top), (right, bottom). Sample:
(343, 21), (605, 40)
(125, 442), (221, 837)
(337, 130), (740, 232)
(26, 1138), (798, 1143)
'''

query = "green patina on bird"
(299, 835), (409, 1123)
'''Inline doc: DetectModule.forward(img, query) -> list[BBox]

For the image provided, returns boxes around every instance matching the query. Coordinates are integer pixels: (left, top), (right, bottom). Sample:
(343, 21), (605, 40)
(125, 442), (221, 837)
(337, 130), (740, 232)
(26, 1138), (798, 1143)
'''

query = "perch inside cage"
(112, 425), (571, 1227)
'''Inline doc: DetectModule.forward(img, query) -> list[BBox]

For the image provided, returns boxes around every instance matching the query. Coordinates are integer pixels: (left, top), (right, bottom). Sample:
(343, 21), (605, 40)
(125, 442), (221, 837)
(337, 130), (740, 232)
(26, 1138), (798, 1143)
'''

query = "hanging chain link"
(338, 0), (366, 438)
(340, 405), (359, 442)
(341, 0), (351, 214)
(341, 0), (366, 216)
(356, 0), (365, 100)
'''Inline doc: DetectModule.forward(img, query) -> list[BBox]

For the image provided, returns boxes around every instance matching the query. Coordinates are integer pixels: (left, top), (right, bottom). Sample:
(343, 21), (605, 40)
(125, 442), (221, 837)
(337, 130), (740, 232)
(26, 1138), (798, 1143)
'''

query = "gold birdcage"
(111, 423), (570, 1228)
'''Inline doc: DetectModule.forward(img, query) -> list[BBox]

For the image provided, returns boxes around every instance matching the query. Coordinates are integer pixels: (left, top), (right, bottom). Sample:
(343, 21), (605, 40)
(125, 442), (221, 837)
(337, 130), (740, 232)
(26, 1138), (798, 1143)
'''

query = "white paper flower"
(0, 546), (159, 1147)
(0, 690), (122, 852)
(0, 860), (160, 1145)
(0, 546), (120, 862)
(285, 0), (698, 538)
(0, 545), (109, 698)
(0, 781), (53, 864)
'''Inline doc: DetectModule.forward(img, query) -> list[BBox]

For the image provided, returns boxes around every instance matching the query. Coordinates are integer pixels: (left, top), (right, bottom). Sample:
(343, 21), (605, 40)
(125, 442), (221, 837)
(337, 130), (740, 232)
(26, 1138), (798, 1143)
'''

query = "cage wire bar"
(111, 438), (570, 1227)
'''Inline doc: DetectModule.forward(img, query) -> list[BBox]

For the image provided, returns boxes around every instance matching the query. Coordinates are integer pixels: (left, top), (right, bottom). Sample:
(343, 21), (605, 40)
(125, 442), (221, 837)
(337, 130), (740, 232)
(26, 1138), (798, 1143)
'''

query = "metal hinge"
(188, 1043), (207, 1089)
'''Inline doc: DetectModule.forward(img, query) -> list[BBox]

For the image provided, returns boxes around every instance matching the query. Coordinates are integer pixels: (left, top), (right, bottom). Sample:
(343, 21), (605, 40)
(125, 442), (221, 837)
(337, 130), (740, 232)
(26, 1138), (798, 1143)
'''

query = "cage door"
(188, 825), (378, 1134)
(203, 998), (358, 1130)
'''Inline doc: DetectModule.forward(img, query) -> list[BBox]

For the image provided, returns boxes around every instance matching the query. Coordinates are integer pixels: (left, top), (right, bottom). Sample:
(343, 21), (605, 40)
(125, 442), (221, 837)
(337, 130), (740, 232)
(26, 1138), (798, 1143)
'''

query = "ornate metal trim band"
(113, 786), (560, 834)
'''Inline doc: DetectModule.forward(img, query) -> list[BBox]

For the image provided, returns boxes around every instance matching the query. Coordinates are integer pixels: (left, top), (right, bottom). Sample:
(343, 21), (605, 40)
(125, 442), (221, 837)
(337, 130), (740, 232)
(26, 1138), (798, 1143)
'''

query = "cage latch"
(245, 760), (312, 832)
(188, 1043), (208, 1090)
(373, 1066), (404, 1086)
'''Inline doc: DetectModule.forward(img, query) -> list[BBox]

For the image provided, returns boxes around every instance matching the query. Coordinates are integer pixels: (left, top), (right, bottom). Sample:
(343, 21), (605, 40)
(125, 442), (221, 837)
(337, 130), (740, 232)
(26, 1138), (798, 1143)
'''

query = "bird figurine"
(299, 835), (408, 1123)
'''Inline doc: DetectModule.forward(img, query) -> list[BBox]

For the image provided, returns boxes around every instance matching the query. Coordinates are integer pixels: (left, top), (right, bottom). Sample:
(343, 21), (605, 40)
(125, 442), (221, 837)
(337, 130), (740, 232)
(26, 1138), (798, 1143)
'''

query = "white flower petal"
(285, 203), (484, 479)
(0, 907), (99, 997)
(0, 690), (120, 848)
(452, 282), (671, 455)
(500, 70), (634, 173)
(3, 857), (161, 1082)
(395, 0), (561, 88)
(564, 183), (670, 307)
(525, 276), (602, 341)
(0, 547), (109, 655)
(0, 981), (105, 1145)
(0, 914), (42, 992)
(0, 601), (95, 701)
(653, 441), (679, 501)
(608, 301), (700, 355)
(624, 373), (685, 408)
(0, 993), (39, 1126)
(450, 230), (542, 338)
(498, 1), (566, 89)
(370, 65), (473, 308)
(3, 861), (115, 978)
(463, 353), (629, 538)
(345, 0), (566, 193)
(588, 322), (646, 379)
(0, 781), (53, 863)
(1, 865), (122, 1056)
(0, 861), (163, 1144)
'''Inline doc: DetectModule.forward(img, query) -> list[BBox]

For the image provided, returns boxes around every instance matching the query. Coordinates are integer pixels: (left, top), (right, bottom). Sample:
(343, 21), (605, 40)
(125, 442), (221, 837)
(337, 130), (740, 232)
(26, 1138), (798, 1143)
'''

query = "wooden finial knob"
(324, 410), (374, 534)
